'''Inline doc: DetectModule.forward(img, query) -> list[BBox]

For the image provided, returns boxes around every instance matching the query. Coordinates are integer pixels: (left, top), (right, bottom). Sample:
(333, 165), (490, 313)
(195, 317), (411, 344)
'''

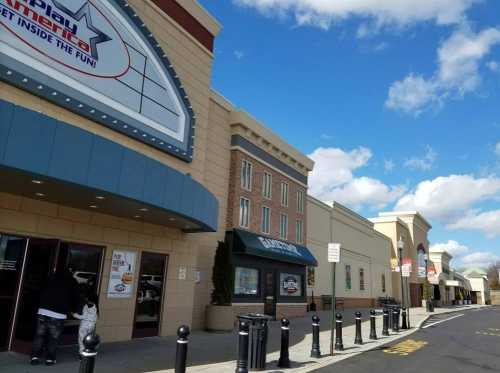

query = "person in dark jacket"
(30, 269), (79, 366)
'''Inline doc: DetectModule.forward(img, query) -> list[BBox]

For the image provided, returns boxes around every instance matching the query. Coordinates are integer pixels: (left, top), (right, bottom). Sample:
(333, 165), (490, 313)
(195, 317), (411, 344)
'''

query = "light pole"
(397, 237), (405, 310)
(423, 254), (432, 312)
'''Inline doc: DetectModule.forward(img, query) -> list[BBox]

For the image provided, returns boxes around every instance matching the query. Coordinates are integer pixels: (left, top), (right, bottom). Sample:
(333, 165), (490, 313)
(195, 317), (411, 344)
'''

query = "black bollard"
(175, 325), (190, 373)
(278, 318), (290, 368)
(79, 333), (100, 373)
(354, 311), (363, 345)
(335, 313), (344, 351)
(310, 315), (321, 358)
(401, 308), (408, 330)
(369, 310), (377, 340)
(236, 320), (250, 373)
(392, 309), (399, 332)
(382, 308), (389, 336)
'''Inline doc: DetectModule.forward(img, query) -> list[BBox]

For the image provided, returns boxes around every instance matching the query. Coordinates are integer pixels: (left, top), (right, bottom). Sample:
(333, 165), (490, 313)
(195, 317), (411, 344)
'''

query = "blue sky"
(199, 0), (500, 269)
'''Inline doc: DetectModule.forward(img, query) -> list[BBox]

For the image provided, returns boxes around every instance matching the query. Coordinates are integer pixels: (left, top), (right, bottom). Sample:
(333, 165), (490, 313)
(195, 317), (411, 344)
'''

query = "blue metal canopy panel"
(0, 99), (218, 232)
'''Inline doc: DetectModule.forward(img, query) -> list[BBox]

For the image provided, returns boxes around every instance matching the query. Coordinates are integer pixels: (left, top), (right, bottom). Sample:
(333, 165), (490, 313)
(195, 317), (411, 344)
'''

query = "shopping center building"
(307, 197), (393, 309)
(0, 0), (319, 352)
(0, 0), (224, 352)
(370, 211), (432, 307)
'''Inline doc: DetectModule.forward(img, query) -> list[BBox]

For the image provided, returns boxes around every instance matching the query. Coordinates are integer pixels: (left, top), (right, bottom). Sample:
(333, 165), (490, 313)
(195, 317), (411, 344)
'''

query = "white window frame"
(239, 197), (250, 228)
(261, 206), (271, 234)
(296, 190), (304, 213)
(279, 213), (288, 240)
(262, 172), (272, 199)
(241, 160), (253, 191)
(296, 219), (303, 244)
(280, 182), (289, 207)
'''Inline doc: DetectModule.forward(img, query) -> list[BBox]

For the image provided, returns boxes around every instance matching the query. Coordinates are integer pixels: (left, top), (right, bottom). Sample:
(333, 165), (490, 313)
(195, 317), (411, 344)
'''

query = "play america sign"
(0, 0), (195, 161)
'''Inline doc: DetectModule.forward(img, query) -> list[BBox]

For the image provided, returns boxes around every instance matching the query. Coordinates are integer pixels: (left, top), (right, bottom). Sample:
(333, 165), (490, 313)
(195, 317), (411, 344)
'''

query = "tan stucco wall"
(307, 197), (392, 303)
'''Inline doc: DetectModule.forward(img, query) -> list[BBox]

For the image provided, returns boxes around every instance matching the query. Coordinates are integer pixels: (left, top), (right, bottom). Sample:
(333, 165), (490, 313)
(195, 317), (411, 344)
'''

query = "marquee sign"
(0, 0), (195, 161)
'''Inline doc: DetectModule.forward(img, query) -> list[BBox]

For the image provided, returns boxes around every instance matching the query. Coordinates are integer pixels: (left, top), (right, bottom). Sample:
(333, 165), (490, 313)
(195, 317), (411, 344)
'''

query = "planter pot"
(206, 305), (235, 332)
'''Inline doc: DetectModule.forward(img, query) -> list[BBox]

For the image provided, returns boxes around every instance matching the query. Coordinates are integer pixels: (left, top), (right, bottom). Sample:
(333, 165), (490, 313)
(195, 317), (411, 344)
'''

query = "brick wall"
(276, 304), (308, 319)
(227, 149), (306, 244)
(491, 290), (500, 305)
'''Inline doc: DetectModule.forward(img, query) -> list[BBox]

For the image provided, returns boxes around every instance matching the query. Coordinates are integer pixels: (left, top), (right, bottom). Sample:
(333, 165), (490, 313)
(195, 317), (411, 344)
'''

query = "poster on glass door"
(107, 250), (136, 298)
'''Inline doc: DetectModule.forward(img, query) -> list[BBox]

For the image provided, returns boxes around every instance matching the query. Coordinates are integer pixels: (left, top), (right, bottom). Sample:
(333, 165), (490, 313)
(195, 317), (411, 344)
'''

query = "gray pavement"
(313, 306), (500, 373)
(0, 305), (487, 373)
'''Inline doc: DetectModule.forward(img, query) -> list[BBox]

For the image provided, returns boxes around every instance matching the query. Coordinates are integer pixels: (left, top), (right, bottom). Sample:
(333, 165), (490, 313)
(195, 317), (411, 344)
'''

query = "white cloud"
(308, 147), (406, 209)
(461, 251), (500, 268)
(486, 60), (499, 72)
(384, 159), (395, 172)
(320, 133), (333, 140)
(386, 27), (500, 115)
(448, 209), (500, 238)
(327, 177), (406, 209)
(395, 174), (500, 222)
(233, 0), (477, 31)
(495, 142), (500, 157)
(430, 240), (469, 256)
(404, 146), (437, 171)
(234, 50), (245, 59)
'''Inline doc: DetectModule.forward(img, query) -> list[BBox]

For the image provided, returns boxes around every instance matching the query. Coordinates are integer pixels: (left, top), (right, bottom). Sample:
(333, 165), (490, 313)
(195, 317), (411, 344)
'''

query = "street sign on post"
(402, 258), (412, 277)
(328, 243), (341, 263)
(327, 243), (341, 355)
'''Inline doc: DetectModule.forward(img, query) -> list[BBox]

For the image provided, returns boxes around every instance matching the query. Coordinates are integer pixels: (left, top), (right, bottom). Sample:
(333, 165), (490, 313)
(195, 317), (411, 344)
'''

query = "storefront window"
(345, 265), (352, 290)
(234, 267), (259, 295)
(280, 273), (303, 297)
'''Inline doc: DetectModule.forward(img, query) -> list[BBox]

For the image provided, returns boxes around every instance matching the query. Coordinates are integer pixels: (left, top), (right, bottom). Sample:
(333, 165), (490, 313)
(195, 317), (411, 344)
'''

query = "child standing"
(72, 293), (98, 357)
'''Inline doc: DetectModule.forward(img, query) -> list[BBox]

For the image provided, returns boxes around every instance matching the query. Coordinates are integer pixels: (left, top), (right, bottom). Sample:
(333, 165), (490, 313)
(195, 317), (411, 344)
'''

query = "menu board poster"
(107, 250), (137, 298)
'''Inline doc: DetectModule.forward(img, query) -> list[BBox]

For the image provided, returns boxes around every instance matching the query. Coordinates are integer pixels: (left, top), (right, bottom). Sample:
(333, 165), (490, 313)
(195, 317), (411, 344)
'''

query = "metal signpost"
(402, 258), (411, 328)
(328, 243), (341, 356)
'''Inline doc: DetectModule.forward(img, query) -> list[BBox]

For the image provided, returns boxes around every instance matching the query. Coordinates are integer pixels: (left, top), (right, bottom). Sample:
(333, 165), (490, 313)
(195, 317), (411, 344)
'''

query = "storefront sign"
(0, 0), (195, 161)
(327, 243), (341, 263)
(258, 237), (302, 257)
(280, 273), (302, 296)
(107, 250), (136, 298)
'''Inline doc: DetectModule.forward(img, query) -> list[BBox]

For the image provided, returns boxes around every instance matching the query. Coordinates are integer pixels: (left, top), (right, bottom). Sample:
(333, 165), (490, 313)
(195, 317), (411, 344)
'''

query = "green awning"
(229, 229), (318, 266)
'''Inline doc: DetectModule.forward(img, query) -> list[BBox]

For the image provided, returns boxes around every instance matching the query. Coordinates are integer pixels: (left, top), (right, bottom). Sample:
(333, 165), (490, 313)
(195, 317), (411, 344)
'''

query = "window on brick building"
(280, 182), (289, 207)
(296, 219), (303, 243)
(297, 190), (304, 213)
(262, 172), (272, 199)
(279, 213), (288, 240)
(241, 160), (253, 191)
(261, 206), (270, 234)
(239, 197), (250, 228)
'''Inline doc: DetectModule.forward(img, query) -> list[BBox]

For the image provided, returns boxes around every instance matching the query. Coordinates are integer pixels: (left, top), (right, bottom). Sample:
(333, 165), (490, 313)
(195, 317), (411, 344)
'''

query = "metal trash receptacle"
(237, 313), (272, 371)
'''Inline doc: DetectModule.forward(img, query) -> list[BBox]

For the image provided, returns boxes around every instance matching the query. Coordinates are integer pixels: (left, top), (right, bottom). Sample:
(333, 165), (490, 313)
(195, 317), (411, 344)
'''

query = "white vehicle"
(73, 271), (96, 285)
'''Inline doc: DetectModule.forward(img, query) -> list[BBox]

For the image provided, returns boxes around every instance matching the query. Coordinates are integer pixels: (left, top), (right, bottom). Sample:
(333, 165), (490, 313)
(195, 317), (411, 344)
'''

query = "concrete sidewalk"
(0, 305), (487, 373)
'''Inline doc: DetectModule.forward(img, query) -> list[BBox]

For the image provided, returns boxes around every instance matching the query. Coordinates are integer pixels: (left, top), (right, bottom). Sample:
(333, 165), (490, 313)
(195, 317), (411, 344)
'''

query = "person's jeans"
(31, 315), (65, 361)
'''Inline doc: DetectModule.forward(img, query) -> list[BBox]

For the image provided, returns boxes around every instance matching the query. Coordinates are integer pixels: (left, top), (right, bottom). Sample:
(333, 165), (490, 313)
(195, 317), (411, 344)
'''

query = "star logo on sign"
(52, 0), (112, 60)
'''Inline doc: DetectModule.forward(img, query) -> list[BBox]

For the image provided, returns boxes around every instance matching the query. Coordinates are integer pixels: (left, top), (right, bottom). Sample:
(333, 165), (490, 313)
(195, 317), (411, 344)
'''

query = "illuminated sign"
(0, 0), (195, 161)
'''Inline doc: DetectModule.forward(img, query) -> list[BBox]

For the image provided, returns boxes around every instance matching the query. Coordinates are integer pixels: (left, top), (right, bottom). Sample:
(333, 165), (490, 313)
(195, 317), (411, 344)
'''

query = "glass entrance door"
(11, 239), (58, 353)
(133, 252), (167, 338)
(264, 271), (276, 318)
(0, 235), (28, 351)
(10, 239), (104, 353)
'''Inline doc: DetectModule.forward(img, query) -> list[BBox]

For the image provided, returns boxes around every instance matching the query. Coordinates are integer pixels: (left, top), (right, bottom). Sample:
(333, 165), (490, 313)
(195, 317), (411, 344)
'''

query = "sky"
(198, 0), (500, 270)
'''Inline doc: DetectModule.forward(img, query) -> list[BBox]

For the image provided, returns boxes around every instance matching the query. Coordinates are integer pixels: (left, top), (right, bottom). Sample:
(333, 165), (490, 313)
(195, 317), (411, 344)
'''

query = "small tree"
(211, 241), (234, 306)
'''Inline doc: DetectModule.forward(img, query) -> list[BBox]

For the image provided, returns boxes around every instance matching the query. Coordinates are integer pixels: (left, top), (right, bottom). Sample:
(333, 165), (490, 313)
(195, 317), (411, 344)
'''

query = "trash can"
(237, 313), (272, 371)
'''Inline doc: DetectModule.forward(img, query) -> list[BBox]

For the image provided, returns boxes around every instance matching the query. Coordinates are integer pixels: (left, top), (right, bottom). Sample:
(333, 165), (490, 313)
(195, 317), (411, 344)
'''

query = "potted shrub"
(206, 241), (235, 332)
(421, 280), (433, 310)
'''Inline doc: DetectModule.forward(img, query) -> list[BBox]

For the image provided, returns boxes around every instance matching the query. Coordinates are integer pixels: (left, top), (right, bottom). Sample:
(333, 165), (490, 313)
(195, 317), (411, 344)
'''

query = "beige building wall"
(371, 212), (432, 306)
(0, 0), (231, 342)
(307, 197), (392, 308)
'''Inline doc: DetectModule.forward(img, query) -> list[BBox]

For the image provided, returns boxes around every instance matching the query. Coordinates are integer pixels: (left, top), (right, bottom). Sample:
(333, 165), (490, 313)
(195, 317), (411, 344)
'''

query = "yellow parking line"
(383, 339), (428, 356)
